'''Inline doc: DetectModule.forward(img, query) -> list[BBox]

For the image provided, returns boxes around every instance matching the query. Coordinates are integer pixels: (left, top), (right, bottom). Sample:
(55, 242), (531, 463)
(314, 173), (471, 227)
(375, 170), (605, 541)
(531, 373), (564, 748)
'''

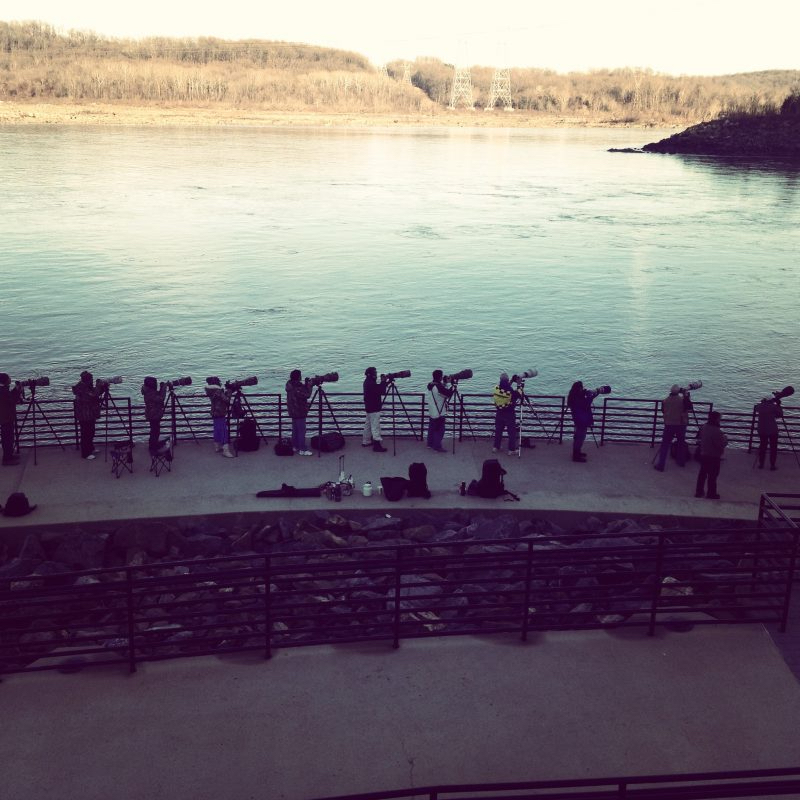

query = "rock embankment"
(642, 114), (800, 159)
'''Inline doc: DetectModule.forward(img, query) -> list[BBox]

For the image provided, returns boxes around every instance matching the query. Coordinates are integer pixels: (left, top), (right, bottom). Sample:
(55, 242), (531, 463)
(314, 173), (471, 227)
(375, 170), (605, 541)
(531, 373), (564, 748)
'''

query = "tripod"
(514, 386), (560, 458)
(100, 387), (133, 463)
(15, 384), (66, 466)
(226, 387), (268, 456)
(383, 379), (420, 456)
(447, 379), (478, 455)
(308, 384), (343, 459)
(164, 384), (201, 448)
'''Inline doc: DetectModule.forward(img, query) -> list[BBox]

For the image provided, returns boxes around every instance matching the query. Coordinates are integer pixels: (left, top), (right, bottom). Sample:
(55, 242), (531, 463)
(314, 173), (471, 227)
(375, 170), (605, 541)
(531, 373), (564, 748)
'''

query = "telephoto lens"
(684, 380), (703, 391)
(512, 369), (538, 382)
(25, 377), (50, 388)
(228, 376), (258, 390)
(311, 372), (339, 386)
(169, 377), (192, 387)
(383, 370), (411, 381)
(595, 385), (612, 395)
(444, 369), (473, 383)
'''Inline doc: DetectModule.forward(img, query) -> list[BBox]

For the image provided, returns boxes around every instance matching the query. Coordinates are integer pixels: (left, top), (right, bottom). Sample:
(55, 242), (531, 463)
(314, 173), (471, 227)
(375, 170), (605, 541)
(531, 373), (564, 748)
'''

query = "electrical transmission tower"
(448, 65), (474, 110)
(485, 67), (513, 111)
(402, 63), (412, 85)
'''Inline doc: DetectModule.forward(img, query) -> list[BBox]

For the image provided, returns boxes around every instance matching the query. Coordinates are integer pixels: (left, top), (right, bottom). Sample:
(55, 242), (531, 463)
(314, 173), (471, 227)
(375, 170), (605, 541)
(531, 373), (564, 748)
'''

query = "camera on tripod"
(676, 380), (703, 393)
(225, 376), (258, 392)
(594, 385), (612, 395)
(96, 376), (123, 392)
(309, 372), (339, 387)
(167, 377), (192, 389)
(443, 369), (473, 384)
(16, 376), (50, 390)
(766, 386), (794, 404)
(381, 370), (411, 382)
(511, 368), (538, 388)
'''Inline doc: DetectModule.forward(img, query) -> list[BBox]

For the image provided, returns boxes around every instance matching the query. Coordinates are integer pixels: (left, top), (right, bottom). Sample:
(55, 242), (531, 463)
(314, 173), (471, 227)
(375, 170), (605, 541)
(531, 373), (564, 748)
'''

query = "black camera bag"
(407, 462), (431, 499)
(274, 438), (294, 456)
(237, 417), (259, 452)
(311, 432), (345, 452)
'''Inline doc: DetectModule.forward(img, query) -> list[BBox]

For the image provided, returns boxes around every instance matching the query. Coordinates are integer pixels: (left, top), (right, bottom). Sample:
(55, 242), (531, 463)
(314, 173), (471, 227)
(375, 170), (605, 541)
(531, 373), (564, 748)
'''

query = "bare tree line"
(2, 21), (798, 122)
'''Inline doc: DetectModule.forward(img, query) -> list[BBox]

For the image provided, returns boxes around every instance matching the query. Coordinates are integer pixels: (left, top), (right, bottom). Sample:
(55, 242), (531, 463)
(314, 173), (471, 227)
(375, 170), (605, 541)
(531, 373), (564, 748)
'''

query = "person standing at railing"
(566, 381), (598, 463)
(0, 373), (23, 466)
(204, 377), (235, 458)
(285, 370), (313, 456)
(426, 369), (454, 453)
(755, 396), (783, 471)
(492, 373), (523, 456)
(653, 385), (693, 471)
(695, 411), (728, 500)
(361, 367), (387, 452)
(72, 371), (103, 460)
(141, 377), (167, 456)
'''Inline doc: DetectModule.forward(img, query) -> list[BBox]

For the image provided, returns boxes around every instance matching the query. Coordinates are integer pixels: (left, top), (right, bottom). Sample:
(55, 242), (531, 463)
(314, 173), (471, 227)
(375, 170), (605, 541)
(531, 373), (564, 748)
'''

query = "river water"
(1, 125), (798, 408)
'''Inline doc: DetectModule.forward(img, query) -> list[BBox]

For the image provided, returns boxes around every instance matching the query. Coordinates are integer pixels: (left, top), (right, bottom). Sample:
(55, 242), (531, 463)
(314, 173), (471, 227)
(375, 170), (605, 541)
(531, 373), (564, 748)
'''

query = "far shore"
(0, 101), (683, 130)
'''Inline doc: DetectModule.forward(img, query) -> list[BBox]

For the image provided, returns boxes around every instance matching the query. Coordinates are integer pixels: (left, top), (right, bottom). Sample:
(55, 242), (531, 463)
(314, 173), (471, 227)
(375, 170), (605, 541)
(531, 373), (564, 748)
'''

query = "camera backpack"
(274, 438), (294, 456)
(237, 417), (260, 452)
(473, 458), (507, 498)
(311, 431), (345, 452)
(407, 462), (431, 499)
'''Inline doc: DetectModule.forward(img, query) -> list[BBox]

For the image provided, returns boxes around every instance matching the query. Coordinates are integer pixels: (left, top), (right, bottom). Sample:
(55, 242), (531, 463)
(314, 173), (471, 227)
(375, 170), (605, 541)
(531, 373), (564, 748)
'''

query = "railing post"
(600, 397), (608, 445)
(618, 779), (627, 798)
(779, 531), (799, 633)
(264, 555), (273, 659)
(393, 548), (403, 649)
(648, 533), (666, 636)
(650, 400), (659, 447)
(748, 407), (757, 453)
(521, 541), (533, 642)
(125, 567), (137, 674)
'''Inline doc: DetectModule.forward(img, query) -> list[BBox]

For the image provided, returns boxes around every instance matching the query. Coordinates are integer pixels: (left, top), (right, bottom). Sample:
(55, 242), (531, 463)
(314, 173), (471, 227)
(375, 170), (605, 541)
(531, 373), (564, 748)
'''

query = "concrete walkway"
(2, 627), (800, 800)
(1, 435), (797, 531)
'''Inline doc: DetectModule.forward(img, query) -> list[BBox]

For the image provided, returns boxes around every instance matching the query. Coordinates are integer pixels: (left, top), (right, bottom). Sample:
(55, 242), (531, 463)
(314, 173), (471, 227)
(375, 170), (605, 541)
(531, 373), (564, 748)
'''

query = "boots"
(222, 443), (235, 458)
(372, 441), (387, 453)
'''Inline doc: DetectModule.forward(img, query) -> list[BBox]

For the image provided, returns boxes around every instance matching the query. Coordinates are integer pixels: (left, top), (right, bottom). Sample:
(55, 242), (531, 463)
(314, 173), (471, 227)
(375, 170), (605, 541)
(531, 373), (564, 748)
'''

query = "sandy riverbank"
(0, 101), (679, 129)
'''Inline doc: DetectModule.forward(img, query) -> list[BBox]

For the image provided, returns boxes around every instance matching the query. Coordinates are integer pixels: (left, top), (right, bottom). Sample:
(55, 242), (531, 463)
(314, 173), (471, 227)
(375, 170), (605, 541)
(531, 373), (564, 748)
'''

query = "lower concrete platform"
(2, 625), (800, 800)
(1, 435), (797, 531)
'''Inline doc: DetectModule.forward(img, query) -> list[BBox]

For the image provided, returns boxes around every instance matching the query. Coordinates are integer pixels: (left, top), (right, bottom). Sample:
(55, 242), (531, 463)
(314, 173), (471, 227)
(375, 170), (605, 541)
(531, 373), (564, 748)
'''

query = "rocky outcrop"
(642, 113), (800, 159)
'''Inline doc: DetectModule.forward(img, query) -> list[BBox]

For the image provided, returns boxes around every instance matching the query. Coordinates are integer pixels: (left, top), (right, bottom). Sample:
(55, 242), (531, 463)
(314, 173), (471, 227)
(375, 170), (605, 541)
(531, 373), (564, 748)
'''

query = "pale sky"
(5, 0), (799, 75)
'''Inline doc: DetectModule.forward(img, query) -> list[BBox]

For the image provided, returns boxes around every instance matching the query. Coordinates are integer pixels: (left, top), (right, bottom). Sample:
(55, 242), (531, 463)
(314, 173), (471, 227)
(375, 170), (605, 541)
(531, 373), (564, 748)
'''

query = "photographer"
(205, 377), (235, 458)
(72, 371), (103, 460)
(426, 369), (454, 453)
(0, 373), (23, 466)
(361, 367), (387, 452)
(492, 373), (522, 456)
(566, 381), (598, 463)
(695, 411), (728, 500)
(654, 385), (693, 472)
(141, 377), (167, 456)
(755, 396), (782, 471)
(285, 370), (313, 456)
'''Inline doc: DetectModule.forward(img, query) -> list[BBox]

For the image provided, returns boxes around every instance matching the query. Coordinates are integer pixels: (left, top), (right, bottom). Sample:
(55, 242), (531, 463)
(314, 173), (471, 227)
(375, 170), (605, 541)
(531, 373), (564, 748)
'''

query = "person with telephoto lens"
(695, 411), (728, 500)
(492, 372), (522, 455)
(362, 366), (387, 452)
(566, 381), (601, 462)
(141, 377), (167, 456)
(654, 384), (693, 471)
(72, 371), (103, 460)
(285, 370), (313, 456)
(205, 377), (235, 458)
(0, 373), (23, 466)
(426, 369), (454, 453)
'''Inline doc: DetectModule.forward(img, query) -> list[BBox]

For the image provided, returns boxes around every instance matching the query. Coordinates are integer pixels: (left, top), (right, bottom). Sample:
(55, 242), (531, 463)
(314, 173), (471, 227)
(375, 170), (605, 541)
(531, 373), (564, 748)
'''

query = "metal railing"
(309, 766), (800, 800)
(10, 391), (798, 455)
(2, 526), (796, 676)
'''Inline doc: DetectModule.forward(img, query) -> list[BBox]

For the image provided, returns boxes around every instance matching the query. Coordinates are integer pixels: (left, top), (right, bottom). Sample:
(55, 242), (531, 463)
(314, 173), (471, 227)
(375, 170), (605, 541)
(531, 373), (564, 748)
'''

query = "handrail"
(309, 766), (800, 800)
(11, 392), (798, 453)
(2, 525), (796, 676)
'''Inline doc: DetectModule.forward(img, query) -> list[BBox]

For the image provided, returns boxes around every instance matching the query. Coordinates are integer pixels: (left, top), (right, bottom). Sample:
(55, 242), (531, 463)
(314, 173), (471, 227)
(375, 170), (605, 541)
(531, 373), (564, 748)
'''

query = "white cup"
(362, 481), (373, 497)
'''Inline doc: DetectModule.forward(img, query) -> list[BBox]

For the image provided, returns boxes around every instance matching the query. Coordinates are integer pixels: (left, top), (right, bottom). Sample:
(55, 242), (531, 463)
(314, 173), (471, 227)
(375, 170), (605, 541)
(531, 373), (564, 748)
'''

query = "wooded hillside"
(2, 21), (798, 123)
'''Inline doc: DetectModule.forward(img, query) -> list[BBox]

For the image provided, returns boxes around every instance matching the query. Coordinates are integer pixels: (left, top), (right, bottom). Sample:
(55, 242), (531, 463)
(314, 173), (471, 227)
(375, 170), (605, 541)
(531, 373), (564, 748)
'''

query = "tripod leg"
(781, 417), (800, 468)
